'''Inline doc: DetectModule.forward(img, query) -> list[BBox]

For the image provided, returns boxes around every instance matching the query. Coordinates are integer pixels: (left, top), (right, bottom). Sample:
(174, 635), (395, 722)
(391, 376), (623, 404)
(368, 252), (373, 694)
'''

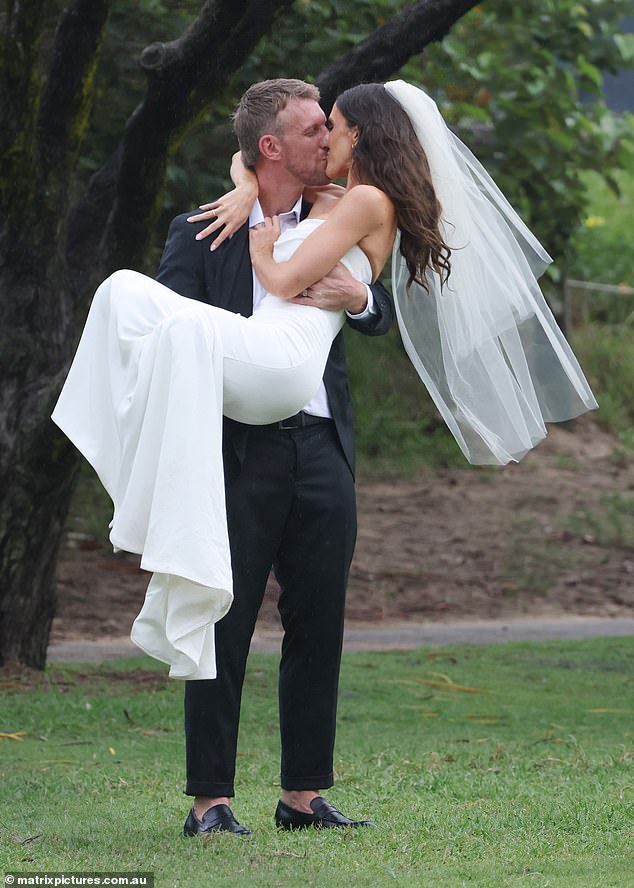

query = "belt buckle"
(278, 412), (303, 430)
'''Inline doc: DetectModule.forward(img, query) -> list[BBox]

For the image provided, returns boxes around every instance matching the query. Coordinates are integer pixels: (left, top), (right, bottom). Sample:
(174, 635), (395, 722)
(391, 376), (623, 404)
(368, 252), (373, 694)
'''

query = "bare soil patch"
(51, 417), (634, 645)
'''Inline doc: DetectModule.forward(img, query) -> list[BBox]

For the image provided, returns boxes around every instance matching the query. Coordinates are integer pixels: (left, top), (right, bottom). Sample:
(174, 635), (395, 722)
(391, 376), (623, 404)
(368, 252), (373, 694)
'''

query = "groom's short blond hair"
(233, 79), (321, 168)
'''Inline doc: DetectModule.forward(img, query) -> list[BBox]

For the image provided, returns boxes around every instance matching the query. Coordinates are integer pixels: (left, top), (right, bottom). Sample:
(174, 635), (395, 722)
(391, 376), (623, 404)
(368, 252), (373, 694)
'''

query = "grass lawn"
(1, 638), (632, 888)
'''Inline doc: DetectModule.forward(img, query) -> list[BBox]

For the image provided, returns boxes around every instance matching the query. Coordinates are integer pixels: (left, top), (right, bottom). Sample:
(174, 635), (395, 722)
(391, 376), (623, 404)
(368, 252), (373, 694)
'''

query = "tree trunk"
(0, 338), (79, 668)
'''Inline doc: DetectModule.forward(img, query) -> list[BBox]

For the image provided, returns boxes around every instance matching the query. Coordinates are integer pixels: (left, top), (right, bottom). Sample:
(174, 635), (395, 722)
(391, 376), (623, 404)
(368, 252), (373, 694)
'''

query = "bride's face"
(325, 104), (358, 181)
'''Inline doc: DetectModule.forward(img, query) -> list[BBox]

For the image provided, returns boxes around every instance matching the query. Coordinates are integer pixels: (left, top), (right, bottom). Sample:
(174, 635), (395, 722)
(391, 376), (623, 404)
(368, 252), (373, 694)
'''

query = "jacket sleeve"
(346, 278), (394, 337)
(155, 212), (209, 303)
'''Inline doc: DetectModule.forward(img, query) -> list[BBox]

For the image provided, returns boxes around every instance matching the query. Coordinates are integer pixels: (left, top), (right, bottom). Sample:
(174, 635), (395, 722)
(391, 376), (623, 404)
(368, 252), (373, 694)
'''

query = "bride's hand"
(188, 151), (258, 251)
(249, 216), (281, 259)
(187, 181), (257, 251)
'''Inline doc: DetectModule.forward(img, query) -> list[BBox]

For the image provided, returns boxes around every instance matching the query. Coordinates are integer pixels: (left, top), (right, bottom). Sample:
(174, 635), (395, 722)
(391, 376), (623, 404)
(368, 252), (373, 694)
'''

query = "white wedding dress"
(52, 218), (372, 680)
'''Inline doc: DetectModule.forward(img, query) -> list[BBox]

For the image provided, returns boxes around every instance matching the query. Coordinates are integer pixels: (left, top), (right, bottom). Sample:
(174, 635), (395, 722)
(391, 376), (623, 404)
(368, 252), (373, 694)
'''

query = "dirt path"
(52, 417), (634, 648)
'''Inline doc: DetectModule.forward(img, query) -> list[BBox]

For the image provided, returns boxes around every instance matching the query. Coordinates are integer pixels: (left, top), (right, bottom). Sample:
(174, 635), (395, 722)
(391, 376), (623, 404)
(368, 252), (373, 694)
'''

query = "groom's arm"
(348, 278), (394, 337)
(292, 264), (394, 337)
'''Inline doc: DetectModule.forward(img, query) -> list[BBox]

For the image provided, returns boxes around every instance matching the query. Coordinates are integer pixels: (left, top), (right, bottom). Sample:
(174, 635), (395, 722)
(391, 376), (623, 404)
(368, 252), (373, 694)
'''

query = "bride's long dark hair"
(336, 83), (451, 291)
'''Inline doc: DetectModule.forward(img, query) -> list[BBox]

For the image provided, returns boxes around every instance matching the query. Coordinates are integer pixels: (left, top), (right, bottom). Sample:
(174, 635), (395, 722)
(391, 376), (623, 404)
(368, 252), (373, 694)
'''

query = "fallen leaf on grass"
(588, 708), (632, 714)
(0, 731), (27, 741)
(402, 705), (438, 717)
(417, 679), (493, 694)
(271, 851), (307, 859)
(425, 652), (458, 664)
(449, 799), (487, 811)
(11, 834), (42, 845)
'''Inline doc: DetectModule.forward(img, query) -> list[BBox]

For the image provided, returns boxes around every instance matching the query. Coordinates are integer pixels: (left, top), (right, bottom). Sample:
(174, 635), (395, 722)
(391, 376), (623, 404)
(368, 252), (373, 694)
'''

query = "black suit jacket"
(156, 210), (394, 475)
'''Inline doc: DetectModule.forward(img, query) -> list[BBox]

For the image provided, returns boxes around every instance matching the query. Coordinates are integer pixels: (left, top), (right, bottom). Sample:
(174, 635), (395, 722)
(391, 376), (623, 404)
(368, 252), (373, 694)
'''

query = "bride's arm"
(188, 161), (345, 248)
(187, 152), (258, 250)
(249, 185), (391, 300)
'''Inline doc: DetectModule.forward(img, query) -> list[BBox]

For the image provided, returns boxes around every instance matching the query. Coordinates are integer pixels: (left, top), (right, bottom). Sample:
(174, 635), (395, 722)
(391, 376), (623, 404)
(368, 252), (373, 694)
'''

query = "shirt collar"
(248, 196), (303, 228)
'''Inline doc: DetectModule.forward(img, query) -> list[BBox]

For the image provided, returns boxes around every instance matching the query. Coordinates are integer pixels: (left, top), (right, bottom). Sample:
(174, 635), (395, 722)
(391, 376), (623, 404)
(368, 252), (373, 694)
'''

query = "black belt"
(273, 411), (332, 430)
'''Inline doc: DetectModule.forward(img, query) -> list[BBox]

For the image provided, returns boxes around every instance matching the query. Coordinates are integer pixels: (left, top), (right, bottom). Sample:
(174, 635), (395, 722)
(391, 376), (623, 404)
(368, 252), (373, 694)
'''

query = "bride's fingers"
(192, 208), (251, 248)
(208, 223), (238, 251)
(187, 208), (217, 222)
(187, 196), (236, 224)
(194, 218), (223, 241)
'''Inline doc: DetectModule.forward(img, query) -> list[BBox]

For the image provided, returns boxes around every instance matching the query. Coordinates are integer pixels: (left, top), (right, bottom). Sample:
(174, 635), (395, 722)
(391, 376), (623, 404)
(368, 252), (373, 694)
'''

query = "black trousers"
(184, 420), (357, 797)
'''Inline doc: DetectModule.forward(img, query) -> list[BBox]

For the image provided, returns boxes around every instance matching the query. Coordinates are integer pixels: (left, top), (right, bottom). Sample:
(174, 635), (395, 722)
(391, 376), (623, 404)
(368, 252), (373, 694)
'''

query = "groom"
(156, 79), (393, 835)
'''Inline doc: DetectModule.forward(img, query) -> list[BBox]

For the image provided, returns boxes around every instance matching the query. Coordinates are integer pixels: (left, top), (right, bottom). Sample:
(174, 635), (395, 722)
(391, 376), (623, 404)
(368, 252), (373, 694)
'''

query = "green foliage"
(562, 165), (634, 450)
(1, 638), (633, 885)
(402, 0), (634, 277)
(570, 167), (634, 286)
(572, 321), (634, 449)
(345, 324), (464, 475)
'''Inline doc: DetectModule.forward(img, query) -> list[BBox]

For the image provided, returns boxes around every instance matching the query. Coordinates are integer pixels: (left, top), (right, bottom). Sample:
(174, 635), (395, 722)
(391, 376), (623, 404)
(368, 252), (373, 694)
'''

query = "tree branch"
(67, 0), (291, 277)
(315, 0), (481, 110)
(37, 0), (112, 190)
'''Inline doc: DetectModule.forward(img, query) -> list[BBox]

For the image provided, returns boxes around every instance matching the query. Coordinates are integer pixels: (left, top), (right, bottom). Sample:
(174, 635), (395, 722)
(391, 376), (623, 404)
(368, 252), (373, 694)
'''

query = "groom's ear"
(258, 134), (283, 162)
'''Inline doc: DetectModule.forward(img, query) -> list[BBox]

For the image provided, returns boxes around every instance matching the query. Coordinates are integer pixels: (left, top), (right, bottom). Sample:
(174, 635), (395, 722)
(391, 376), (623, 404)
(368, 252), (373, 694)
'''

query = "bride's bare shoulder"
(339, 184), (394, 220)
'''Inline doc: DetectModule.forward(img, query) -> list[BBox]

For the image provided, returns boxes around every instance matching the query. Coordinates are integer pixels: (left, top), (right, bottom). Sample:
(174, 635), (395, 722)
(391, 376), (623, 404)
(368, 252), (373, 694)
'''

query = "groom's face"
(275, 98), (330, 187)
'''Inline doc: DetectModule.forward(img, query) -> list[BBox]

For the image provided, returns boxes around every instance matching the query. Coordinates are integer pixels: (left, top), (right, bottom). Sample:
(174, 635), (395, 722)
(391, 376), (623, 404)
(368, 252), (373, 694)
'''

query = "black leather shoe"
(274, 797), (376, 830)
(184, 804), (251, 836)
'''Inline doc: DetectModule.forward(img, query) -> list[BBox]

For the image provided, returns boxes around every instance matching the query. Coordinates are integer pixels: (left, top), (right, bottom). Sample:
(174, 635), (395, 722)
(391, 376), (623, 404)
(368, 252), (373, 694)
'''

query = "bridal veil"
(384, 80), (597, 465)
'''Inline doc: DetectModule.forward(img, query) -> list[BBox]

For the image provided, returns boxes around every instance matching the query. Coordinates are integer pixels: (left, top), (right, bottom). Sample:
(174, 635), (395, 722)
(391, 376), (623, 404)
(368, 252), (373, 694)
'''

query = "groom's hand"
(291, 262), (368, 314)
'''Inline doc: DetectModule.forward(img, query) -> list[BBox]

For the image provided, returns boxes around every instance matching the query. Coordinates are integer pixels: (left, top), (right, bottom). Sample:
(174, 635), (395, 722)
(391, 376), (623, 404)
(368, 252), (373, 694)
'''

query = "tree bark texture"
(316, 0), (481, 110)
(0, 0), (473, 669)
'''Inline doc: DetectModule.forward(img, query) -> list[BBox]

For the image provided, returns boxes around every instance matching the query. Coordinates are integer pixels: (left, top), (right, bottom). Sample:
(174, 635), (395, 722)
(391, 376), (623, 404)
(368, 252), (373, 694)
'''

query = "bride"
(52, 80), (596, 680)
